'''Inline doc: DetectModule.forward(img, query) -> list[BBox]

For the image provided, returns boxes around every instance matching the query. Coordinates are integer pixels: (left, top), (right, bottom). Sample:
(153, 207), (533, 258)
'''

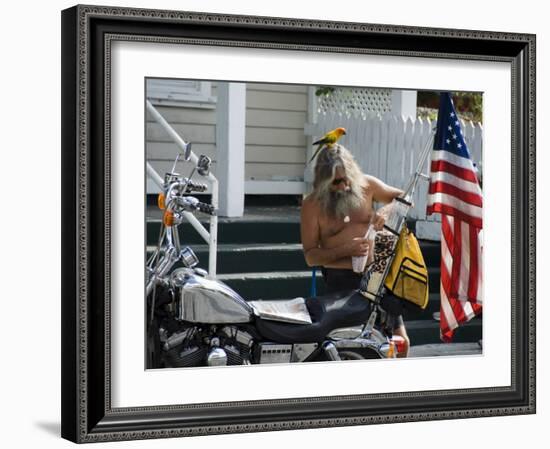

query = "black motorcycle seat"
(254, 290), (372, 344)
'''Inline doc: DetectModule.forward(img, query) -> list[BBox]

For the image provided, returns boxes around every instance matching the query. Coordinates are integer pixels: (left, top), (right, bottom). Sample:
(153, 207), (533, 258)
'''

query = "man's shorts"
(321, 267), (405, 330)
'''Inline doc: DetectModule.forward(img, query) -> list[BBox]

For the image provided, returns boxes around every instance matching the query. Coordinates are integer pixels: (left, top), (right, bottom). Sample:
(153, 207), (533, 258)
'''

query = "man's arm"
(300, 196), (368, 267)
(366, 175), (404, 230)
(366, 175), (403, 204)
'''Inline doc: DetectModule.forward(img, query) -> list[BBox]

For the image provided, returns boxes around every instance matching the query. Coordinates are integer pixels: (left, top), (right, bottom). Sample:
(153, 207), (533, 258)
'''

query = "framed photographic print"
(61, 4), (536, 443)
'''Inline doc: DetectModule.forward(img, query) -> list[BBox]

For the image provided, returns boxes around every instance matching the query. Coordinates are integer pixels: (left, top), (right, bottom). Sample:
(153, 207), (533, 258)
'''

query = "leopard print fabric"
(367, 231), (398, 275)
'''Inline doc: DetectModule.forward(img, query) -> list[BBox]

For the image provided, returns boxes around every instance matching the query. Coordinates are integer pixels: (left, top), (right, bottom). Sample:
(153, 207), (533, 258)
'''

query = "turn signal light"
(163, 209), (175, 227)
(387, 341), (396, 358)
(157, 193), (165, 210)
(391, 335), (407, 355)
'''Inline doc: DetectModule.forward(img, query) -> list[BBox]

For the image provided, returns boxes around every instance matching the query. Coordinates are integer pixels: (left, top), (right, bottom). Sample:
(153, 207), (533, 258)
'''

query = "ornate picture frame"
(61, 4), (535, 443)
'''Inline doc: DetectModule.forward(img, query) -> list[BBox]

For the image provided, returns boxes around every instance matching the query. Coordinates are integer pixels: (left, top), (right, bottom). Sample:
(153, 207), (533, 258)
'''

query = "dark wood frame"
(61, 4), (536, 443)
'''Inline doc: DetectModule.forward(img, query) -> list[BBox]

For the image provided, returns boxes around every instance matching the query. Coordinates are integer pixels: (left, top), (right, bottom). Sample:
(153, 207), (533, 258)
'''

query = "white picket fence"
(310, 112), (483, 234)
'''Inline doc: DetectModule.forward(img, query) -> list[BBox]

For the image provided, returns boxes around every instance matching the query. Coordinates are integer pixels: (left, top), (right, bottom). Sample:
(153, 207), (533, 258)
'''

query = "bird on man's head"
(309, 127), (347, 163)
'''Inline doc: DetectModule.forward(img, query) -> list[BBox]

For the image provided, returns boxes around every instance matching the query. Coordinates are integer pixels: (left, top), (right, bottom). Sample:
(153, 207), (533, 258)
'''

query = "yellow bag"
(384, 226), (429, 309)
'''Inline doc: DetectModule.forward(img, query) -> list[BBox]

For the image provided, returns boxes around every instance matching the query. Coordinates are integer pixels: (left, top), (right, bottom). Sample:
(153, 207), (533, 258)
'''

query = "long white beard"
(321, 185), (365, 219)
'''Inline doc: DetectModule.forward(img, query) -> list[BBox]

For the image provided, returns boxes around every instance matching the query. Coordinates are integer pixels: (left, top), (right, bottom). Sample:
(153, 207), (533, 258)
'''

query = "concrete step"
(216, 270), (441, 304)
(147, 243), (442, 275)
(409, 342), (482, 358)
(147, 219), (301, 245)
(218, 270), (325, 301)
(428, 267), (440, 292)
(416, 240), (441, 267)
(401, 293), (441, 321)
(146, 220), (442, 266)
(219, 268), (440, 307)
(148, 243), (309, 274)
(406, 317), (482, 346)
(147, 242), (442, 312)
(218, 270), (442, 321)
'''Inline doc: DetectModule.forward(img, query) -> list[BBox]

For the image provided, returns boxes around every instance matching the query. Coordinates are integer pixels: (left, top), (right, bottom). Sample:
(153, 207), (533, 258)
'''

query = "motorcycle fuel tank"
(176, 272), (253, 323)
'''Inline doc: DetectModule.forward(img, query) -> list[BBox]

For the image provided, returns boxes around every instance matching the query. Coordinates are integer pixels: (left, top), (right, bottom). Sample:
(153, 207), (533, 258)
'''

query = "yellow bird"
(309, 127), (347, 163)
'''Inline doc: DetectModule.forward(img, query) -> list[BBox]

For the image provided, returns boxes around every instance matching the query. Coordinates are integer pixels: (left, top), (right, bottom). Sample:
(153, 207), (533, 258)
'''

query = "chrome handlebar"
(183, 179), (208, 193)
(171, 195), (216, 216)
(165, 180), (216, 217)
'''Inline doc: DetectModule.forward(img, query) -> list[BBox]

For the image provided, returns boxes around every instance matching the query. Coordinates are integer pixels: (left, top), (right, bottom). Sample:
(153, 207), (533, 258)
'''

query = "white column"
(216, 83), (246, 217)
(303, 86), (318, 191)
(391, 90), (417, 119)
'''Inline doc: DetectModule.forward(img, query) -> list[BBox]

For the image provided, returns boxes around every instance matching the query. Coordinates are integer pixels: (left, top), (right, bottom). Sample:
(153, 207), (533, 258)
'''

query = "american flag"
(427, 92), (483, 342)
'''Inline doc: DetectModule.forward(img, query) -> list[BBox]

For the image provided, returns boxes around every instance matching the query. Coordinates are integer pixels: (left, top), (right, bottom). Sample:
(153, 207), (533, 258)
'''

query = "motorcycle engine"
(159, 322), (255, 368)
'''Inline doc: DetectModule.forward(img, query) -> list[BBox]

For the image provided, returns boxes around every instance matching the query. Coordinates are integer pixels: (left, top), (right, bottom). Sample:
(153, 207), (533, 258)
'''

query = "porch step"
(147, 243), (442, 276)
(218, 270), (324, 301)
(409, 342), (482, 357)
(148, 243), (308, 274)
(147, 217), (441, 257)
(406, 318), (482, 346)
(415, 240), (441, 267)
(401, 293), (442, 321)
(146, 218), (301, 245)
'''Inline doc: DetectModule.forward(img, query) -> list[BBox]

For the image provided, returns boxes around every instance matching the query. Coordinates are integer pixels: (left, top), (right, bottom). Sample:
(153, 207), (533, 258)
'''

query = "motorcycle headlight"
(170, 268), (193, 287)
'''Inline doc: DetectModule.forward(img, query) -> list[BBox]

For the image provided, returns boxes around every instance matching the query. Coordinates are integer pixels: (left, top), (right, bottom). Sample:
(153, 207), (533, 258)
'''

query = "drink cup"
(352, 253), (369, 273)
(352, 225), (376, 273)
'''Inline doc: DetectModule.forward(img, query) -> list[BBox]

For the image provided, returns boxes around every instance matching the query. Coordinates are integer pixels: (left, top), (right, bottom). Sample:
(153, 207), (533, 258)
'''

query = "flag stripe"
(462, 300), (476, 321)
(441, 215), (455, 257)
(429, 170), (482, 195)
(429, 181), (483, 207)
(441, 216), (467, 325)
(427, 204), (483, 229)
(431, 160), (480, 183)
(427, 192), (483, 219)
(440, 280), (457, 342)
(477, 230), (483, 303)
(468, 225), (479, 302)
(442, 256), (467, 326)
(457, 220), (471, 301)
(450, 218), (462, 298)
(431, 148), (479, 171)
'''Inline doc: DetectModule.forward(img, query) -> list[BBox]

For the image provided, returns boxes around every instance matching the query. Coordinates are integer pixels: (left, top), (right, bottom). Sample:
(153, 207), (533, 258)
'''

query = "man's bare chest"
(320, 207), (374, 239)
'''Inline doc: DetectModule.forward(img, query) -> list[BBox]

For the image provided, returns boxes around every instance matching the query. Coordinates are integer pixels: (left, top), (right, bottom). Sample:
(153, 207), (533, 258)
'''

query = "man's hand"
(372, 212), (386, 231)
(346, 237), (370, 256)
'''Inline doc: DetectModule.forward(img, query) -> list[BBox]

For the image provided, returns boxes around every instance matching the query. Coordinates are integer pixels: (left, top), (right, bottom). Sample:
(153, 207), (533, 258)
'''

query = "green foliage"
(452, 92), (483, 123)
(416, 107), (438, 122)
(417, 91), (483, 123)
(315, 86), (335, 97)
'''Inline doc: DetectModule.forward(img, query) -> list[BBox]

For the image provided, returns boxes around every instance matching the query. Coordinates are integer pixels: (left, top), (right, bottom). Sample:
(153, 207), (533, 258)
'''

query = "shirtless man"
(300, 144), (410, 356)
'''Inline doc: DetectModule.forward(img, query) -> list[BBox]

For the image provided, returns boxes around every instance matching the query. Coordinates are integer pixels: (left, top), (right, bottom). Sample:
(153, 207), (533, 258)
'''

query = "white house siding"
(146, 82), (308, 193)
(245, 83), (307, 182)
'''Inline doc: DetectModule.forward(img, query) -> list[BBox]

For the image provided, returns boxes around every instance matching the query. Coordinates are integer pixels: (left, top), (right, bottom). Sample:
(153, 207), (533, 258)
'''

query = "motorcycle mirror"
(183, 142), (192, 161)
(169, 143), (192, 174)
(197, 155), (211, 176)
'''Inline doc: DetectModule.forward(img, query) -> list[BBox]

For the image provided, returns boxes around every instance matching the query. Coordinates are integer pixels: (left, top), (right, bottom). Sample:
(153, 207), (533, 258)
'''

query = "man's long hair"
(311, 144), (366, 218)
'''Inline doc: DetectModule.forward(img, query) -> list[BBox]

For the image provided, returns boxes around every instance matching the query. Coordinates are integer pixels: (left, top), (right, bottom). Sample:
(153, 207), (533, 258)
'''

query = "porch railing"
(146, 100), (219, 277)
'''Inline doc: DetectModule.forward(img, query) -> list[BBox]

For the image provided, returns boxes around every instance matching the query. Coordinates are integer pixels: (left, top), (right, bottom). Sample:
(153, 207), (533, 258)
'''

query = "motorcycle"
(146, 148), (409, 369)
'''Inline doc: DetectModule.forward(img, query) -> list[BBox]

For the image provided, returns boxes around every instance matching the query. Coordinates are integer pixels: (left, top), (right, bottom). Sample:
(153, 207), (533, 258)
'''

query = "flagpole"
(402, 127), (436, 200)
(359, 126), (436, 305)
